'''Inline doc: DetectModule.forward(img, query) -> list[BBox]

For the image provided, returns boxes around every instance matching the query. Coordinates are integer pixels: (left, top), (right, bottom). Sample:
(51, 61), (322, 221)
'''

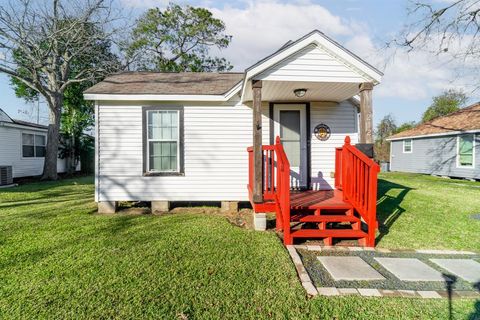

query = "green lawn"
(0, 174), (478, 319)
(376, 172), (480, 251)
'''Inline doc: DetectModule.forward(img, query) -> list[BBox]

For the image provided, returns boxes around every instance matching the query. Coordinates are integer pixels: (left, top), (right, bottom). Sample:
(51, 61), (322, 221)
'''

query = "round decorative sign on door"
(314, 123), (331, 141)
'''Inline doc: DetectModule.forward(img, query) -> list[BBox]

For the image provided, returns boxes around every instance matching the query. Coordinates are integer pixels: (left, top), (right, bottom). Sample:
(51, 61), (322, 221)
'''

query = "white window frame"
(22, 133), (46, 158)
(146, 109), (181, 173)
(456, 134), (475, 169)
(403, 139), (412, 153)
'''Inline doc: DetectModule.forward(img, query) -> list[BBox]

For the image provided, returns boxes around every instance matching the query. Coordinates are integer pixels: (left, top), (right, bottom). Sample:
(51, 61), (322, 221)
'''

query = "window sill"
(143, 172), (185, 177)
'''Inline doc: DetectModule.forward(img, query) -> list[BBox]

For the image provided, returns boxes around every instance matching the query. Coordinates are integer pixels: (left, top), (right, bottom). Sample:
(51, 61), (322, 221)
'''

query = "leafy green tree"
(395, 121), (416, 133)
(374, 114), (397, 162)
(422, 89), (468, 122)
(127, 4), (232, 72)
(10, 22), (120, 175)
(0, 0), (121, 180)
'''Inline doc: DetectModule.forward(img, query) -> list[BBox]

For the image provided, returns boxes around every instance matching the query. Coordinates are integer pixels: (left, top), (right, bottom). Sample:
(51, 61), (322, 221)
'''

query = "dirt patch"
(113, 202), (256, 230)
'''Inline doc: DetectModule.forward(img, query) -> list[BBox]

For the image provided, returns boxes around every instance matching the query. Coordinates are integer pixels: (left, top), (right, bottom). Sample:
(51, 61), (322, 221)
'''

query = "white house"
(0, 108), (77, 179)
(84, 30), (383, 246)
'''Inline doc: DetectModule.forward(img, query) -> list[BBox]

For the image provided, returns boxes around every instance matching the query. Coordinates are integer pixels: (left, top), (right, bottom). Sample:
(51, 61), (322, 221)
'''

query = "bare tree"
(0, 0), (121, 180)
(394, 0), (480, 88)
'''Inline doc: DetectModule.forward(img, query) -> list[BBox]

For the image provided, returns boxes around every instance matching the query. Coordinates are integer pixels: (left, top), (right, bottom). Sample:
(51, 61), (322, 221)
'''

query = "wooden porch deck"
(251, 189), (352, 213)
(290, 189), (352, 210)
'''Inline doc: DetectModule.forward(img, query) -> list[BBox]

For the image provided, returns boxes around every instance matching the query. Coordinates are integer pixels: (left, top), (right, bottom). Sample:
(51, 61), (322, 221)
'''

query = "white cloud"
(208, 0), (352, 70)
(119, 0), (480, 102)
(120, 0), (169, 8)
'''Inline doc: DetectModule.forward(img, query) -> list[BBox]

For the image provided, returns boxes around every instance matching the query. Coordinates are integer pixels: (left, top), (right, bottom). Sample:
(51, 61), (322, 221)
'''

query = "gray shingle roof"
(84, 72), (244, 95)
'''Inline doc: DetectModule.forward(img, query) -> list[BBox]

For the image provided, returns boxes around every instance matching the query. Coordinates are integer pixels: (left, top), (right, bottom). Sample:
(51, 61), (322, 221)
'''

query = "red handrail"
(336, 136), (380, 247)
(247, 137), (291, 234)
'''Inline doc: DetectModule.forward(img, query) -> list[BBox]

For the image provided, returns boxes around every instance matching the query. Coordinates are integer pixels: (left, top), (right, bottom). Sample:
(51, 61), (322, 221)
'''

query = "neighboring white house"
(84, 30), (383, 213)
(0, 108), (77, 178)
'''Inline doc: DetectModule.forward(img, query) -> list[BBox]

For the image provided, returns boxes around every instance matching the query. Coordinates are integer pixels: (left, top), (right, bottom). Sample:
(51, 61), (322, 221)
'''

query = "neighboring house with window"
(387, 102), (480, 180)
(0, 108), (77, 178)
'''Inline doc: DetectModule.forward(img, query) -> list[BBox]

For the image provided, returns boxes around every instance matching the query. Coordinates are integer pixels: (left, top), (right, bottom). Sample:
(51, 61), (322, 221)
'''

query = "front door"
(274, 104), (308, 189)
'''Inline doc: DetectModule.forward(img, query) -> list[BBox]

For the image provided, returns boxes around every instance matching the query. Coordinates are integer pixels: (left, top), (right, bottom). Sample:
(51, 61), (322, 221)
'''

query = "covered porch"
(241, 31), (382, 246)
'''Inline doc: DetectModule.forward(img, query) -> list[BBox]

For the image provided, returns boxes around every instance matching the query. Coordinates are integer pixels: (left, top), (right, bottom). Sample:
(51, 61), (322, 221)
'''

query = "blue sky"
(1, 0), (477, 126)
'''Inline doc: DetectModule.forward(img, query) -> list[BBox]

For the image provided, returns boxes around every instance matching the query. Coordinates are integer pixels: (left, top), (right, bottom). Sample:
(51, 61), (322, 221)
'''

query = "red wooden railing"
(248, 135), (379, 247)
(336, 136), (380, 246)
(247, 137), (291, 232)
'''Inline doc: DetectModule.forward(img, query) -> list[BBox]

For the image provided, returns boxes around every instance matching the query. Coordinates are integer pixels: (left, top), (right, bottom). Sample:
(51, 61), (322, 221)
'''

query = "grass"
(0, 174), (479, 319)
(376, 172), (480, 251)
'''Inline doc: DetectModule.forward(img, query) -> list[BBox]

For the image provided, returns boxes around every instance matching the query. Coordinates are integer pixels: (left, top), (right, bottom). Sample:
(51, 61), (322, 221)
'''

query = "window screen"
(147, 110), (179, 172)
(22, 133), (45, 158)
(280, 110), (301, 167)
(458, 134), (474, 167)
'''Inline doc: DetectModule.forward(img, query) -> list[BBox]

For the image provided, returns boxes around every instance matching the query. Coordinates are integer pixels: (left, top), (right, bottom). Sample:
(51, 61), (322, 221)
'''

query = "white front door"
(274, 104), (308, 189)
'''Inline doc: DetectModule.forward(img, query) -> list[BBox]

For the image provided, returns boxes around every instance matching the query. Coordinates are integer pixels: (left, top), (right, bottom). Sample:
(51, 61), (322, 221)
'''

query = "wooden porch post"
(252, 80), (263, 203)
(359, 82), (374, 143)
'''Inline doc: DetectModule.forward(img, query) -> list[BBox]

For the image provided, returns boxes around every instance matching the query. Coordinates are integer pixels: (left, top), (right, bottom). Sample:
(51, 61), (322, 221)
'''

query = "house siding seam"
(390, 134), (480, 179)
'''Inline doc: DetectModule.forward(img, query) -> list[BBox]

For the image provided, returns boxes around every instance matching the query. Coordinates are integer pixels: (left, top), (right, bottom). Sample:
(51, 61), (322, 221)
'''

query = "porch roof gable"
(241, 30), (383, 102)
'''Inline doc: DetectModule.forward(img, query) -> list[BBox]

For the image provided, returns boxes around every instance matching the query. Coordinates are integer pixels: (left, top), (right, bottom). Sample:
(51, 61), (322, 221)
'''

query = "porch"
(247, 136), (380, 247)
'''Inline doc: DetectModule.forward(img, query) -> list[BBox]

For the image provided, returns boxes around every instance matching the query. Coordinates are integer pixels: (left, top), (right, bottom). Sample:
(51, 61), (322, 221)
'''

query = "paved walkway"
(287, 245), (480, 298)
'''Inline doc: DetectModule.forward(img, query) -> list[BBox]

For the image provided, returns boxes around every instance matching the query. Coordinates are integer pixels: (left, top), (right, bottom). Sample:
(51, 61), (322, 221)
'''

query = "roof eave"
(0, 121), (48, 131)
(387, 129), (480, 141)
(83, 85), (243, 102)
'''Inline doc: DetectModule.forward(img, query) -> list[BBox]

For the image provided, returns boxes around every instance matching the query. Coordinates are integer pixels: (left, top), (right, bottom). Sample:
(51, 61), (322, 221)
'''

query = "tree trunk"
(42, 95), (63, 180)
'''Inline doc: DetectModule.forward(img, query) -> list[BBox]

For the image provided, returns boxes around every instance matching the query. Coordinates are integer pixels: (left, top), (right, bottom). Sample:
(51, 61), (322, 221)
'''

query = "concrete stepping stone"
(417, 290), (442, 299)
(430, 259), (480, 282)
(374, 258), (444, 281)
(358, 288), (382, 297)
(318, 256), (385, 281)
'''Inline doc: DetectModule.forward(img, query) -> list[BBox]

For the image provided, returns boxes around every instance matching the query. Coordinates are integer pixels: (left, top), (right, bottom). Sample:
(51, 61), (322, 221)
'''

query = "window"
(144, 107), (184, 175)
(457, 134), (475, 168)
(403, 139), (412, 153)
(22, 133), (46, 158)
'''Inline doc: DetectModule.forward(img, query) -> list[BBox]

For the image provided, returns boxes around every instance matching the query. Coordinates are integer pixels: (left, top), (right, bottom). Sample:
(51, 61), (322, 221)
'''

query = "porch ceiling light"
(293, 88), (307, 98)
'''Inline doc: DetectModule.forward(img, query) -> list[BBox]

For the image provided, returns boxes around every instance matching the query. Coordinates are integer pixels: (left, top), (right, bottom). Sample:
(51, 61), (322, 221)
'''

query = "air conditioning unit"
(0, 166), (13, 186)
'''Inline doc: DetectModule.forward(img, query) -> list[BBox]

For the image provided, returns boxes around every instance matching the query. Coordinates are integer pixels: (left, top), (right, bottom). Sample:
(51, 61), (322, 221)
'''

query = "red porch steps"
(290, 229), (367, 240)
(299, 215), (360, 223)
(247, 136), (379, 247)
(283, 189), (368, 246)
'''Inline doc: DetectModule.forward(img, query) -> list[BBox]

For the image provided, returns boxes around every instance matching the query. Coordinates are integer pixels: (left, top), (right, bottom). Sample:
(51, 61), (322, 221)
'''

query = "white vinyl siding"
(0, 126), (72, 177)
(254, 44), (368, 83)
(309, 101), (358, 190)
(98, 101), (253, 201)
(96, 99), (359, 201)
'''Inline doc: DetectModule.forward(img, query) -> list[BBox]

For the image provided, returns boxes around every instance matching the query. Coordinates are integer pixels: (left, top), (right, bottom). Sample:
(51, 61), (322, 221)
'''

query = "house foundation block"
(98, 201), (117, 214)
(253, 213), (267, 231)
(221, 201), (238, 212)
(152, 201), (170, 214)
